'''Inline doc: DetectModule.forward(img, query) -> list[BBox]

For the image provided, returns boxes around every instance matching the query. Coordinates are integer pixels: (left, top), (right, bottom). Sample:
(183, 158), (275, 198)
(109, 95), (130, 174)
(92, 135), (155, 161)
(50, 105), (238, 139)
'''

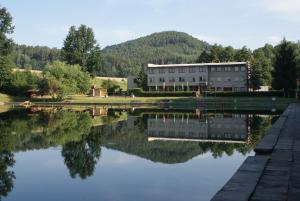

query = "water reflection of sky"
(8, 148), (252, 201)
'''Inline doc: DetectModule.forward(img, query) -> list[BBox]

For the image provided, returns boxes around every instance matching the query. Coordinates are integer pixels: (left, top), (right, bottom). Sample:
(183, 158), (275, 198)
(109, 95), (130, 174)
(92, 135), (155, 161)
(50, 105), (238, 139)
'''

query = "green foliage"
(40, 61), (91, 99)
(135, 68), (147, 90)
(250, 49), (273, 90)
(4, 71), (40, 96)
(12, 44), (61, 70)
(0, 56), (13, 89)
(0, 5), (14, 56)
(101, 79), (121, 93)
(0, 5), (14, 92)
(272, 39), (299, 94)
(197, 45), (251, 63)
(62, 25), (102, 76)
(102, 31), (210, 76)
(128, 88), (196, 97)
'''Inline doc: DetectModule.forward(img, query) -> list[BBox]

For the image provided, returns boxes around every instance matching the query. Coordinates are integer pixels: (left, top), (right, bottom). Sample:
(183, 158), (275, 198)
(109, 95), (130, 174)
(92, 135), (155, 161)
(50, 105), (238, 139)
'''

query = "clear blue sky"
(2, 0), (300, 49)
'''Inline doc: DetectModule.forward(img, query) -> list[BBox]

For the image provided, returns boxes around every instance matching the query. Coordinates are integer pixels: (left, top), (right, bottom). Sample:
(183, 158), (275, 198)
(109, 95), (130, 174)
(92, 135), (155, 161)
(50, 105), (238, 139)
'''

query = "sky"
(1, 0), (300, 49)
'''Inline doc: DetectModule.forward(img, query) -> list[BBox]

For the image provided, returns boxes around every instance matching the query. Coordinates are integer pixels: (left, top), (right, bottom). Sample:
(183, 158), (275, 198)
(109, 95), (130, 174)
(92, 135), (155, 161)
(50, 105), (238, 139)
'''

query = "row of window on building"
(148, 66), (246, 74)
(149, 76), (245, 83)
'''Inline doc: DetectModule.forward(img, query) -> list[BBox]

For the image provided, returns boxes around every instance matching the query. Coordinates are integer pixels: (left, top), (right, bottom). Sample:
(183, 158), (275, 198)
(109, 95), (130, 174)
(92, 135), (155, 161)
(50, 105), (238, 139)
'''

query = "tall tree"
(272, 39), (299, 95)
(62, 25), (102, 76)
(250, 50), (273, 90)
(0, 5), (14, 90)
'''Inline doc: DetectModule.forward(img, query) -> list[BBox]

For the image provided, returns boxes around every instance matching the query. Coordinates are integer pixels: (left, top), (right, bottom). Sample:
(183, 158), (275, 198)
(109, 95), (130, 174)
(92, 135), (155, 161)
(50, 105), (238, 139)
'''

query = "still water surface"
(0, 107), (277, 201)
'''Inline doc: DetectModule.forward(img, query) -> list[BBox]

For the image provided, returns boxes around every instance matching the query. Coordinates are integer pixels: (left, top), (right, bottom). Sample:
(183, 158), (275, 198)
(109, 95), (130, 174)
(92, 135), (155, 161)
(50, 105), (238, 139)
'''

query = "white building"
(147, 62), (249, 92)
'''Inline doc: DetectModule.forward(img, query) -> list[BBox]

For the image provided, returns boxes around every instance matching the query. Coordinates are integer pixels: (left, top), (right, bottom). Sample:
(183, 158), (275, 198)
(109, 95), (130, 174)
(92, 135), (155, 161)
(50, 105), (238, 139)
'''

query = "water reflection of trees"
(0, 108), (276, 189)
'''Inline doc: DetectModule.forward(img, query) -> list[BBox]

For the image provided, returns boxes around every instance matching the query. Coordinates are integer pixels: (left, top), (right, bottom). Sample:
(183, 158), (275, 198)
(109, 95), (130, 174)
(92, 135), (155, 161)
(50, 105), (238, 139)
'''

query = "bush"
(204, 90), (285, 97)
(128, 88), (196, 97)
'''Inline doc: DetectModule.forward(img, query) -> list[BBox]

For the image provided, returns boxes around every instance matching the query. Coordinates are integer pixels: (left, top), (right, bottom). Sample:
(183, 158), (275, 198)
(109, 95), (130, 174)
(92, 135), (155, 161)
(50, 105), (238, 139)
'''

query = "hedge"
(204, 90), (285, 97)
(128, 88), (196, 97)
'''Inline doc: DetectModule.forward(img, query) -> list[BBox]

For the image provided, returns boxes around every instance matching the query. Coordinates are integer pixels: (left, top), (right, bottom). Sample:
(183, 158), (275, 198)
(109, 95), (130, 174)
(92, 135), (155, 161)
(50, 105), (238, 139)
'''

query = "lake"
(0, 107), (278, 201)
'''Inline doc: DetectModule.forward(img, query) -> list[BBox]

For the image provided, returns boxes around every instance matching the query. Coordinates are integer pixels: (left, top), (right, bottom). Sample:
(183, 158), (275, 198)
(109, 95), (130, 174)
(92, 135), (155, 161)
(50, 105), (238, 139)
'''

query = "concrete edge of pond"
(211, 155), (270, 201)
(211, 103), (294, 201)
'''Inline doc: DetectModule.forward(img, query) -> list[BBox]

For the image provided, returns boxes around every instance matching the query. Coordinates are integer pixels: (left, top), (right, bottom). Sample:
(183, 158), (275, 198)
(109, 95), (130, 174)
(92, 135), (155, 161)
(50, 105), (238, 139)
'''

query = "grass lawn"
(67, 95), (190, 103)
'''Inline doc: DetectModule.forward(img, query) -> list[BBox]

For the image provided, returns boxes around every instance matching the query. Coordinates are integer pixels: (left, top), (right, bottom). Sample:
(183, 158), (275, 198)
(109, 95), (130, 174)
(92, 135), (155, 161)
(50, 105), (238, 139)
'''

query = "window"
(234, 77), (239, 82)
(179, 77), (185, 82)
(200, 67), (206, 72)
(217, 67), (222, 72)
(169, 68), (175, 73)
(210, 77), (215, 81)
(179, 68), (186, 73)
(189, 67), (195, 73)
(159, 77), (165, 82)
(199, 76), (203, 81)
(217, 77), (222, 82)
(159, 69), (165, 74)
(211, 67), (216, 72)
(241, 66), (246, 72)
(192, 77), (196, 82)
(149, 77), (155, 83)
(234, 66), (239, 72)
(149, 69), (155, 74)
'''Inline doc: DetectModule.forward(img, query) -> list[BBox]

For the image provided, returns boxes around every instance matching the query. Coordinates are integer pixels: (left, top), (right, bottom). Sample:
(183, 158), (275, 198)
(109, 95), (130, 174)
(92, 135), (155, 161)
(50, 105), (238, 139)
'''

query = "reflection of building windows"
(217, 77), (222, 82)
(169, 77), (175, 82)
(217, 67), (222, 72)
(169, 68), (175, 73)
(224, 67), (231, 72)
(179, 77), (185, 82)
(241, 66), (246, 71)
(234, 66), (239, 72)
(192, 77), (196, 82)
(159, 77), (165, 82)
(211, 67), (216, 72)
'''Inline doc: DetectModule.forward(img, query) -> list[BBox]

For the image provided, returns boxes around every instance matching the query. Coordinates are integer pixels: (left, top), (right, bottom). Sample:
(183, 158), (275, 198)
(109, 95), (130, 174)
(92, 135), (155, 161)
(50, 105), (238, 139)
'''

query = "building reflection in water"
(147, 112), (248, 144)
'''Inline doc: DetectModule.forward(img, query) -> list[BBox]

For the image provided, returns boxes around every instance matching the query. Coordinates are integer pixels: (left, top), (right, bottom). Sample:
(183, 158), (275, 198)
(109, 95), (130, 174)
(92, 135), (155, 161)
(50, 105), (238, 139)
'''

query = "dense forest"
(11, 31), (210, 76)
(12, 44), (61, 70)
(101, 31), (210, 76)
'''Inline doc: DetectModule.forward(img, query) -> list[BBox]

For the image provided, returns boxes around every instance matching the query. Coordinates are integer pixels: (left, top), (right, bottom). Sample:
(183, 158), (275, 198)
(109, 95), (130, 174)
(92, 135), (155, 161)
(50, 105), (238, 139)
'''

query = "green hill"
(11, 31), (210, 77)
(101, 31), (210, 76)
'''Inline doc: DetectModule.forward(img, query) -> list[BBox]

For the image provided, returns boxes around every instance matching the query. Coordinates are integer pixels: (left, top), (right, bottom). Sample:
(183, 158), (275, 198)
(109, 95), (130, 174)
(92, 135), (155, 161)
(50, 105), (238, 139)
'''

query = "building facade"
(147, 62), (249, 92)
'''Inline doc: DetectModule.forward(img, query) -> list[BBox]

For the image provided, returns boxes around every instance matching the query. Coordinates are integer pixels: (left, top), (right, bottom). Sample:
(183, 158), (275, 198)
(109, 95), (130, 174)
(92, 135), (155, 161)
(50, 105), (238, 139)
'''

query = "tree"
(39, 61), (91, 99)
(250, 50), (273, 90)
(234, 46), (252, 61)
(0, 6), (14, 56)
(0, 56), (13, 88)
(62, 25), (102, 76)
(101, 79), (120, 93)
(135, 67), (147, 90)
(0, 5), (14, 91)
(272, 39), (299, 95)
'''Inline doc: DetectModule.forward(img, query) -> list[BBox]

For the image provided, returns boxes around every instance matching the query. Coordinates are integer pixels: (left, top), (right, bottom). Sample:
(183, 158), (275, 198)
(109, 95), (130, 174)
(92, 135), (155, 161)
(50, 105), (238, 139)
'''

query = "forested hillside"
(11, 31), (210, 76)
(12, 44), (61, 70)
(101, 31), (210, 76)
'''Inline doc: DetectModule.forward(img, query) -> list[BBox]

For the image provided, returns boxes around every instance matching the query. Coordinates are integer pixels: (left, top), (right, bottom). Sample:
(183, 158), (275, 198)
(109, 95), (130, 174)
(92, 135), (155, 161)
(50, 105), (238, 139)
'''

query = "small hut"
(89, 85), (108, 97)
